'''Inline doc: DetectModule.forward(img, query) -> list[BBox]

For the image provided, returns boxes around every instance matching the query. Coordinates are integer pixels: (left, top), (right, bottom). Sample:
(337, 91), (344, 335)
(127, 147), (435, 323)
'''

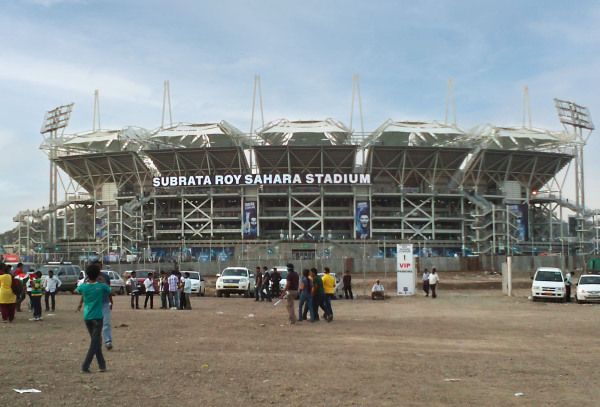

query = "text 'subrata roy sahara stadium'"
(2, 100), (597, 267)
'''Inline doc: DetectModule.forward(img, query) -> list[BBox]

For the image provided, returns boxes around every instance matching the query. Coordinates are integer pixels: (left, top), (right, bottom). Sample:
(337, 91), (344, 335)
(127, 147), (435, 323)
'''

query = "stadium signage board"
(152, 173), (371, 187)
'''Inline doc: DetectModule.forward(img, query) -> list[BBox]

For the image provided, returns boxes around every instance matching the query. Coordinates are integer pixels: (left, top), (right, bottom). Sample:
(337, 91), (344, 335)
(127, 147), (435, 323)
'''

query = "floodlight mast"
(40, 103), (74, 245)
(554, 99), (594, 209)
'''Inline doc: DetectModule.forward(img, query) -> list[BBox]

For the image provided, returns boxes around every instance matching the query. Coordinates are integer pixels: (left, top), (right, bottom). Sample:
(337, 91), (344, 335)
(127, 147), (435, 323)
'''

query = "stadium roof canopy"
(145, 147), (250, 176)
(148, 121), (253, 149)
(54, 151), (151, 193)
(469, 125), (577, 151)
(40, 127), (150, 155)
(362, 121), (468, 149)
(256, 119), (352, 146)
(255, 145), (357, 174)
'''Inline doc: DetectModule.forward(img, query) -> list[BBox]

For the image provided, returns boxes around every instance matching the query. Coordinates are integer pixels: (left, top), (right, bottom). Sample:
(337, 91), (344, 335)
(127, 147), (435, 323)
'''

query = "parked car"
(317, 272), (344, 298)
(124, 269), (158, 294)
(182, 271), (205, 296)
(216, 267), (255, 298)
(531, 267), (566, 302)
(39, 262), (81, 293)
(576, 274), (600, 303)
(77, 270), (126, 295)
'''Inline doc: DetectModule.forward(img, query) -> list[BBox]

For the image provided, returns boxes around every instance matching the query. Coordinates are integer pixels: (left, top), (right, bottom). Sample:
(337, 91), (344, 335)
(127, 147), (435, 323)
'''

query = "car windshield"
(273, 270), (288, 279)
(580, 276), (600, 285)
(222, 269), (248, 277)
(185, 272), (200, 280)
(40, 266), (60, 275)
(535, 271), (563, 282)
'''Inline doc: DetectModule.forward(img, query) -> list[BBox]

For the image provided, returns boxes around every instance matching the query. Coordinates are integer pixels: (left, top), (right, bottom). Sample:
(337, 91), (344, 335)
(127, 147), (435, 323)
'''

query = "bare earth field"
(2, 272), (600, 407)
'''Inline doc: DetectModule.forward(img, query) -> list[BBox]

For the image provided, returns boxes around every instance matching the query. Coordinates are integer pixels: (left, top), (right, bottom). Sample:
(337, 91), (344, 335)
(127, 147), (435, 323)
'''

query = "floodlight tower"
(40, 103), (74, 244)
(554, 99), (594, 260)
(554, 99), (593, 208)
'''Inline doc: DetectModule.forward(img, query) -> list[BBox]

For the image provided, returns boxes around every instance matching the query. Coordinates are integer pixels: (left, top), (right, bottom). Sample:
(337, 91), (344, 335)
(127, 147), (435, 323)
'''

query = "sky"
(1, 0), (600, 232)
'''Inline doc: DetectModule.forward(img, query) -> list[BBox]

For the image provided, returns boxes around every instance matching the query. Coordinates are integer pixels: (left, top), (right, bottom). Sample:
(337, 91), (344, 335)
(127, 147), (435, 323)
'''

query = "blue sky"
(1, 0), (600, 232)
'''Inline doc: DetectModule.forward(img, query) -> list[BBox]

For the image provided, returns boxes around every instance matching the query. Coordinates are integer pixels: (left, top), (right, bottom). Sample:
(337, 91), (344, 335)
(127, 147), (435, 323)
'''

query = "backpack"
(11, 277), (23, 296)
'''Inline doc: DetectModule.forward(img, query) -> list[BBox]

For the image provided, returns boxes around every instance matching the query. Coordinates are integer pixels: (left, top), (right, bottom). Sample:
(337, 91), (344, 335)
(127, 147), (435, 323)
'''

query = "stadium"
(0, 91), (597, 272)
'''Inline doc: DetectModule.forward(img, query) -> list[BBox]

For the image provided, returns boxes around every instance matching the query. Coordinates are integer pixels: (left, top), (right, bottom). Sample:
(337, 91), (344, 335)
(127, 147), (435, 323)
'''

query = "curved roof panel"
(256, 119), (352, 146)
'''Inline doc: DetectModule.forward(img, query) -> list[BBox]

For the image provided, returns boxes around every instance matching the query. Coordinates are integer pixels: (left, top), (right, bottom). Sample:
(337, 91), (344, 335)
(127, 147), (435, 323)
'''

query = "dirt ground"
(2, 271), (600, 407)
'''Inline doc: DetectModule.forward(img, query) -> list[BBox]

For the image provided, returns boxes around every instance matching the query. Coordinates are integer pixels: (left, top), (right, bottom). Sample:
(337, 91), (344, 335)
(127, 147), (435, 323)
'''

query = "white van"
(531, 267), (566, 302)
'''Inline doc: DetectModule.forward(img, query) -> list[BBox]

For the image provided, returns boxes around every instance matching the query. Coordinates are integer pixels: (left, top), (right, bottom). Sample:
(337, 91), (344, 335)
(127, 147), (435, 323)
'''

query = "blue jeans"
(168, 291), (179, 309)
(323, 294), (333, 318)
(102, 302), (112, 345)
(298, 292), (314, 321)
(83, 319), (105, 371)
(160, 292), (168, 308)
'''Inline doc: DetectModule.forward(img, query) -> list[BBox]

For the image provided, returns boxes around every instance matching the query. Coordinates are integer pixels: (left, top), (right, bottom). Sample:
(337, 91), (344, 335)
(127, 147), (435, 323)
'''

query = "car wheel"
(531, 296), (538, 302)
(224, 292), (230, 298)
(217, 290), (223, 298)
(118, 287), (124, 295)
(200, 289), (205, 297)
(576, 297), (581, 304)
(250, 289), (255, 299)
(561, 296), (566, 303)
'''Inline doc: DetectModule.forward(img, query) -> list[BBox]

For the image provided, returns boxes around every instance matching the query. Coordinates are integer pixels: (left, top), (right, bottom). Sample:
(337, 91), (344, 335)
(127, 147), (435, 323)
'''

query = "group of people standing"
(279, 264), (336, 324)
(253, 266), (282, 302)
(128, 270), (193, 310)
(0, 262), (52, 322)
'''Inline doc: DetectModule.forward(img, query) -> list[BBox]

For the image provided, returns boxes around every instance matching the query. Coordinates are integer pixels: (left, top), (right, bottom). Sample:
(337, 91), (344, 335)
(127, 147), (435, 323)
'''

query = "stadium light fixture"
(40, 103), (74, 135)
(554, 99), (594, 134)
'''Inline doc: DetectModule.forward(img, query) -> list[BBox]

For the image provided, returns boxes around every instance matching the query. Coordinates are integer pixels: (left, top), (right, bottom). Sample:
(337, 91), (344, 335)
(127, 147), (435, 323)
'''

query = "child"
(77, 264), (111, 373)
(29, 271), (43, 321)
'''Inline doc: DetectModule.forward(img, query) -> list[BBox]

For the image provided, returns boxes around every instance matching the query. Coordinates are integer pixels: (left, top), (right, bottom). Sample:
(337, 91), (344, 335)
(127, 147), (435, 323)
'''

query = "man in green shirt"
(76, 264), (111, 373)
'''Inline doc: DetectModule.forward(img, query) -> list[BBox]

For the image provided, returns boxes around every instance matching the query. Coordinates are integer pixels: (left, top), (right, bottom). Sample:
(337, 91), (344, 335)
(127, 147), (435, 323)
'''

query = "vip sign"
(396, 244), (415, 296)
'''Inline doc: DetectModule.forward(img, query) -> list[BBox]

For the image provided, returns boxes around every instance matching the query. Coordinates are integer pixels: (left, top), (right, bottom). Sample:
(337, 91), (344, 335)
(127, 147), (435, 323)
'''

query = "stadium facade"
(2, 107), (597, 266)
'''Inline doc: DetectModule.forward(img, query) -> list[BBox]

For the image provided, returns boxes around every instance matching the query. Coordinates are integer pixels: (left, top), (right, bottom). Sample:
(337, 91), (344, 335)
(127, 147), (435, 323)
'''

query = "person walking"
(429, 268), (440, 299)
(168, 271), (179, 310)
(183, 272), (192, 310)
(130, 271), (140, 309)
(310, 268), (325, 321)
(298, 269), (314, 322)
(143, 272), (155, 309)
(261, 267), (272, 302)
(13, 263), (28, 312)
(321, 267), (335, 322)
(30, 271), (44, 321)
(254, 266), (263, 301)
(0, 264), (17, 323)
(281, 264), (299, 324)
(422, 268), (430, 297)
(77, 264), (111, 373)
(43, 270), (62, 311)
(343, 270), (353, 300)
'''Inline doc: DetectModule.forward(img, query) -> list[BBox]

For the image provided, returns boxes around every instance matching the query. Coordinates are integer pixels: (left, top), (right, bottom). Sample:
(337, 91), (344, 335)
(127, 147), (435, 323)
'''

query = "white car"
(576, 274), (600, 303)
(216, 267), (255, 298)
(182, 271), (206, 297)
(317, 272), (344, 298)
(77, 270), (126, 295)
(531, 267), (566, 302)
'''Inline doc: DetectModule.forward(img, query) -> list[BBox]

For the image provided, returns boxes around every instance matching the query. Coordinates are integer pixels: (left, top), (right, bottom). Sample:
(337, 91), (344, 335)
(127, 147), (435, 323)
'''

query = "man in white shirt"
(143, 272), (155, 309)
(183, 272), (192, 310)
(565, 271), (574, 302)
(371, 280), (384, 300)
(43, 270), (62, 311)
(428, 268), (440, 299)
